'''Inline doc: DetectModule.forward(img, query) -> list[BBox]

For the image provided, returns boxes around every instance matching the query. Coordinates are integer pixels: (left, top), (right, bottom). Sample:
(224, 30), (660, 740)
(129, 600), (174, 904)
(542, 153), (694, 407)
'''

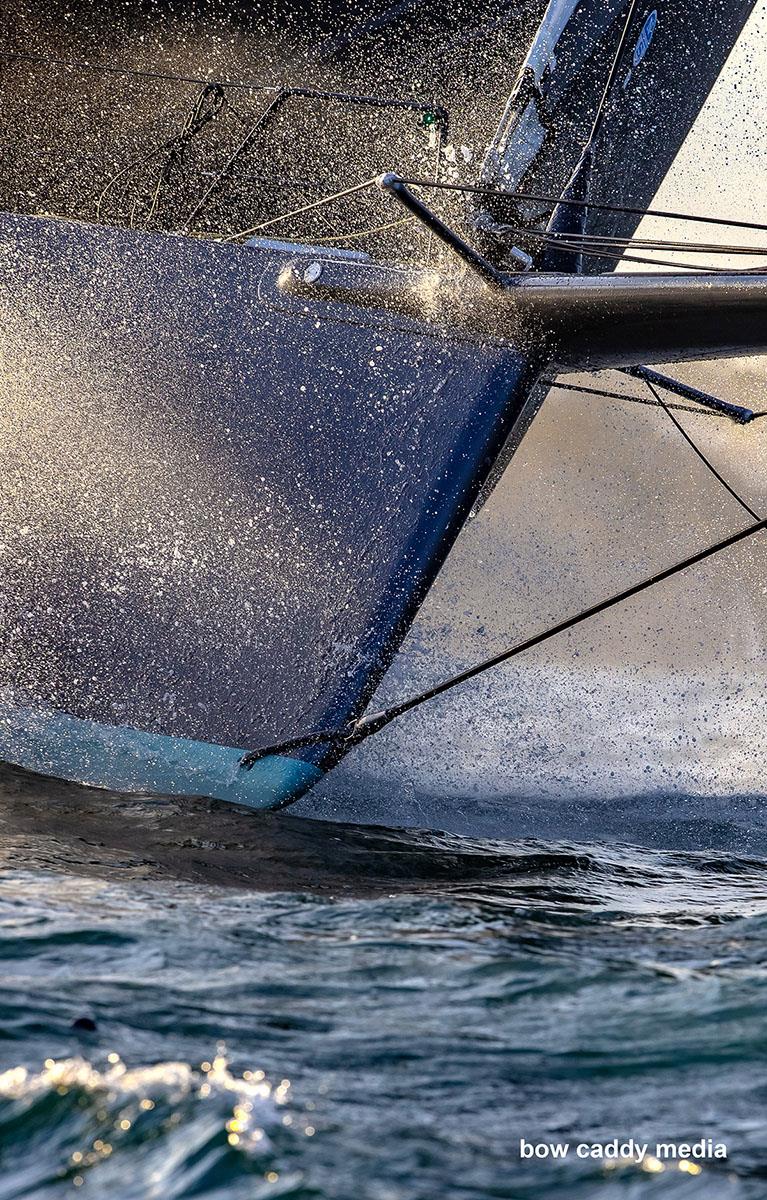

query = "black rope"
(552, 233), (767, 257)
(95, 81), (226, 223)
(483, 221), (767, 266)
(183, 88), (287, 230)
(399, 177), (767, 237)
(645, 379), (761, 522)
(150, 82), (227, 221)
(240, 517), (766, 767)
(1, 51), (447, 123)
(483, 223), (754, 273)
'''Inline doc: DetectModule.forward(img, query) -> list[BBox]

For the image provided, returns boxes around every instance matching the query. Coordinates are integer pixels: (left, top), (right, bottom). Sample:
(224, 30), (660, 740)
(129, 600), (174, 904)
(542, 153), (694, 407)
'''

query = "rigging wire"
(221, 177), (767, 267)
(240, 516), (766, 768)
(95, 81), (226, 224)
(183, 87), (286, 230)
(241, 372), (767, 768)
(483, 222), (767, 259)
(7, 48), (767, 262)
(0, 49), (277, 92)
(588, 0), (643, 147)
(644, 378), (761, 521)
(538, 232), (767, 257)
(399, 177), (767, 237)
(218, 171), (767, 260)
(479, 224), (754, 273)
(3, 48), (443, 245)
(219, 178), (377, 241)
(535, 0), (640, 268)
(307, 216), (413, 243)
(220, 174), (767, 270)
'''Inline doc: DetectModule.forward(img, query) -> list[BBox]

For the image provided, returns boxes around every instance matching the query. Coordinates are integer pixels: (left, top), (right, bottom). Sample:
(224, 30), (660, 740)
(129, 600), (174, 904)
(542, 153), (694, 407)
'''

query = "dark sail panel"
(480, 0), (756, 271)
(578, 0), (756, 263)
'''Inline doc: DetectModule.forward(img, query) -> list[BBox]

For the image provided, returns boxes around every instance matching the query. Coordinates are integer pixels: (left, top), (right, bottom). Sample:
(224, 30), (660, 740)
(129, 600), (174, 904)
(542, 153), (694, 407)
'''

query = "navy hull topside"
(0, 213), (542, 805)
(0, 0), (765, 807)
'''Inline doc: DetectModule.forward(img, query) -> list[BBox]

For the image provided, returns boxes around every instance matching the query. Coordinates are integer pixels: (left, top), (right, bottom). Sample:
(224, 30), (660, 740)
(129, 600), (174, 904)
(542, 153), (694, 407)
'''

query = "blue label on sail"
(633, 10), (658, 66)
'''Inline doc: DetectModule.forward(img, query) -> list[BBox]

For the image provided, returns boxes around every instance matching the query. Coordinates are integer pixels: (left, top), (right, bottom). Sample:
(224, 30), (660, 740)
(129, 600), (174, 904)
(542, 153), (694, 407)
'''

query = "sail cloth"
(581, 0), (756, 258)
(481, 0), (757, 270)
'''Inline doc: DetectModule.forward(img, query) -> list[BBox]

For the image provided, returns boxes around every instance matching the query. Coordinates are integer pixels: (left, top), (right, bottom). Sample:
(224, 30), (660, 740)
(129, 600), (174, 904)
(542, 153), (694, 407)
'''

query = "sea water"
(2, 760), (767, 1199)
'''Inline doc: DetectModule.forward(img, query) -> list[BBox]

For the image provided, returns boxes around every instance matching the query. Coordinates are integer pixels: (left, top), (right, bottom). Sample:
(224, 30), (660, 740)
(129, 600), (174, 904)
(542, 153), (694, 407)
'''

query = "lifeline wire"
(220, 178), (377, 241)
(308, 216), (413, 244)
(0, 49), (286, 92)
(240, 516), (766, 767)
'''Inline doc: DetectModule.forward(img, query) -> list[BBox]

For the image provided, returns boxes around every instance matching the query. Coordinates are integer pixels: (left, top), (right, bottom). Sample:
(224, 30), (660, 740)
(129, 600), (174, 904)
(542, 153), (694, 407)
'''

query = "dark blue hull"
(0, 214), (541, 805)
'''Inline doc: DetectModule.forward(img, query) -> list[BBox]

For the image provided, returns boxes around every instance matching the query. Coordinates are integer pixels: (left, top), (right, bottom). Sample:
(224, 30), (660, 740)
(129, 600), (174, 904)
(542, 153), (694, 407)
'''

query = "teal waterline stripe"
(0, 703), (323, 810)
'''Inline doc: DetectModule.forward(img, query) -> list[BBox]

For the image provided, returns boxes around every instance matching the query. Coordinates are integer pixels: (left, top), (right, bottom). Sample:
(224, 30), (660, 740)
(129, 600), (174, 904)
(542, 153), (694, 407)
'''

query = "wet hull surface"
(0, 213), (539, 805)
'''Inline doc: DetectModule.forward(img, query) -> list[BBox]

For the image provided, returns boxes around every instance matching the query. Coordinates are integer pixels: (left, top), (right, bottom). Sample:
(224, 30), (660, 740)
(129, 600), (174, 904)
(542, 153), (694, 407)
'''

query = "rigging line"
(219, 178), (377, 242)
(481, 224), (752, 273)
(399, 177), (767, 237)
(183, 89), (446, 233)
(183, 88), (285, 231)
(0, 50), (275, 92)
(426, 95), (446, 267)
(644, 379), (761, 522)
(486, 224), (767, 257)
(147, 83), (227, 223)
(240, 517), (767, 768)
(307, 216), (413, 243)
(189, 217), (412, 243)
(543, 379), (724, 417)
(562, 234), (767, 257)
(1, 51), (448, 130)
(588, 0), (641, 145)
(96, 143), (169, 223)
(95, 82), (225, 223)
(98, 145), (186, 224)
(544, 245), (730, 274)
(539, 246), (754, 275)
